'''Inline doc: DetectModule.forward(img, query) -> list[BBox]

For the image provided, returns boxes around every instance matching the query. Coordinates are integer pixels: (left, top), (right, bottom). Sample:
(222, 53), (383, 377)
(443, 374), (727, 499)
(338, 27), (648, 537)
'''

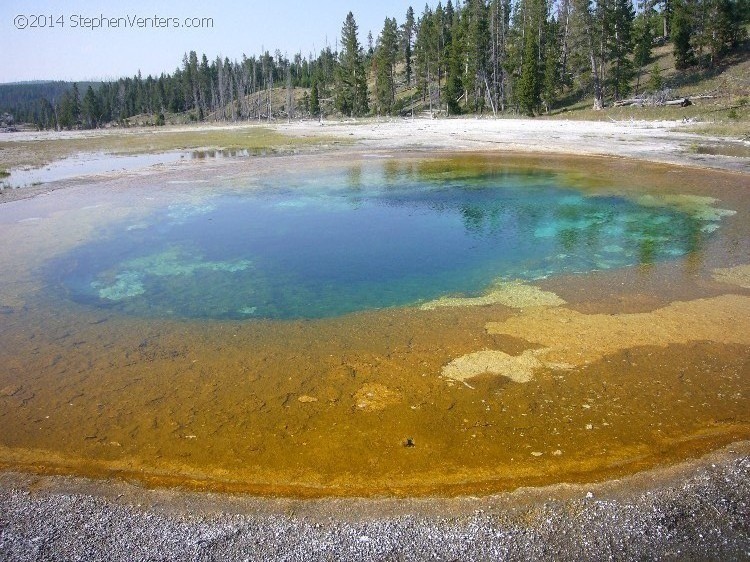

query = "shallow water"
(1, 151), (188, 188)
(0, 152), (748, 497)
(1, 148), (252, 189)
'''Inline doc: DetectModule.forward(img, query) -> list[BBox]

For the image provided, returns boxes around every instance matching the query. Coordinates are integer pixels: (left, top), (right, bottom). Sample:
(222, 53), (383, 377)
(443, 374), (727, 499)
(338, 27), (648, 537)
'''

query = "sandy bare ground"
(1, 116), (748, 171)
(281, 117), (749, 172)
(0, 118), (748, 560)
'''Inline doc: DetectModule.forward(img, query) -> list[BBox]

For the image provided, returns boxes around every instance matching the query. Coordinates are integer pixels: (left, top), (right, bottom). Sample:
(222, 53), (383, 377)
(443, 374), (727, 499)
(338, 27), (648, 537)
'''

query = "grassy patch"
(0, 168), (9, 177)
(687, 141), (750, 157)
(0, 125), (340, 170)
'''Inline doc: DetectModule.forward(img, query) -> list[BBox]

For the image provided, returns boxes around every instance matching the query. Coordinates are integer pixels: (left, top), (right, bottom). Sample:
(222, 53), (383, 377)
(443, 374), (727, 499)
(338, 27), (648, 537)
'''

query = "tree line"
(4, 0), (748, 128)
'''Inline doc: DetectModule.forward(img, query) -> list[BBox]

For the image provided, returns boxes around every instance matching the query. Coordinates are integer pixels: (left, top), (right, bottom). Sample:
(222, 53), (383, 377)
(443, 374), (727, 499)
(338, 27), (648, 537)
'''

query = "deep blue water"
(48, 164), (715, 319)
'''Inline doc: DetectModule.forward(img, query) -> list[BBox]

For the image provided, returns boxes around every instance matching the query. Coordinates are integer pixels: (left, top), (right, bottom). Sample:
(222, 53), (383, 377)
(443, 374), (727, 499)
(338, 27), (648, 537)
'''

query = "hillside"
(0, 17), (747, 137)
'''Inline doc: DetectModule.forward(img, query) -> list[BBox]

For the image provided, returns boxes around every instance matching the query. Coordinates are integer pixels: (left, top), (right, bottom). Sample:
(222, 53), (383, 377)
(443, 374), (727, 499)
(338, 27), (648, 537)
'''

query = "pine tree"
(648, 63), (663, 92)
(81, 86), (101, 128)
(632, 11), (654, 94)
(489, 0), (511, 112)
(608, 0), (635, 99)
(542, 19), (562, 112)
(443, 10), (464, 115)
(571, 0), (604, 109)
(699, 0), (742, 65)
(71, 83), (81, 125)
(464, 0), (490, 113)
(671, 0), (695, 69)
(310, 79), (320, 116)
(374, 18), (400, 115)
(517, 5), (542, 115)
(336, 12), (369, 116)
(414, 5), (439, 110)
(402, 7), (416, 87)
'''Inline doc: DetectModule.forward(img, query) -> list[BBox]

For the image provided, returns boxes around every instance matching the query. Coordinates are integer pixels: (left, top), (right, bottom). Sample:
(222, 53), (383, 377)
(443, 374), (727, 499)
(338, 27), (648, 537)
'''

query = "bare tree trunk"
(590, 51), (603, 110)
(578, 0), (604, 110)
(484, 75), (497, 116)
(286, 62), (294, 123)
(427, 68), (433, 116)
(560, 0), (571, 86)
(267, 71), (273, 122)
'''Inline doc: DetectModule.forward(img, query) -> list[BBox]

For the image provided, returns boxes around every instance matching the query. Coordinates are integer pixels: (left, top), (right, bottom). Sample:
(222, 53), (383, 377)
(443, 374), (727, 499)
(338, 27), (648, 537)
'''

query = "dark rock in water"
(403, 438), (415, 448)
(0, 305), (14, 315)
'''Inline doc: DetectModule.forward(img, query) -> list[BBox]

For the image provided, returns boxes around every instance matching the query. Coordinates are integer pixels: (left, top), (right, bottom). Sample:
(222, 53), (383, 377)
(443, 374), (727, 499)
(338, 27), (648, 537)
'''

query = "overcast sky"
(2, 0), (417, 83)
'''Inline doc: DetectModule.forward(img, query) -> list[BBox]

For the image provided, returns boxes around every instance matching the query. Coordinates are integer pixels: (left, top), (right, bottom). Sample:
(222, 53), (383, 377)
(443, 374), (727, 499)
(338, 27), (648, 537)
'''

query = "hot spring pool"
(47, 160), (724, 319)
(1, 153), (748, 497)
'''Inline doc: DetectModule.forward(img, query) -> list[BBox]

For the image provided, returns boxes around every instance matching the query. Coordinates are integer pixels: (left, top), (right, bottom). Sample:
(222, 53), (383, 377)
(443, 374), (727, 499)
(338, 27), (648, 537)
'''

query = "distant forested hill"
(0, 81), (101, 126)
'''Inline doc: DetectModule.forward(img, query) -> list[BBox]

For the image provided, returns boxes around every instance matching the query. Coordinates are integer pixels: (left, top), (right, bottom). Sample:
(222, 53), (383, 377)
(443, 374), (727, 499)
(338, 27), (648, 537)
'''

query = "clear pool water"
(47, 164), (716, 319)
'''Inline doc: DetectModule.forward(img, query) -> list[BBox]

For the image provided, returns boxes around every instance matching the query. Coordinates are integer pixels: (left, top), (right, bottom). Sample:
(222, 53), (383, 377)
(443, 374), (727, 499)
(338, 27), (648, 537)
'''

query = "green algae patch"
(635, 193), (736, 223)
(93, 247), (253, 302)
(421, 282), (566, 311)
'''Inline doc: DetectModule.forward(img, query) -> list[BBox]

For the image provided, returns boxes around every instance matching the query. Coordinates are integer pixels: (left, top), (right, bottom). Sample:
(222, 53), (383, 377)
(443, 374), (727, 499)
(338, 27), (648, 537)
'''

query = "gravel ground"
(1, 443), (748, 561)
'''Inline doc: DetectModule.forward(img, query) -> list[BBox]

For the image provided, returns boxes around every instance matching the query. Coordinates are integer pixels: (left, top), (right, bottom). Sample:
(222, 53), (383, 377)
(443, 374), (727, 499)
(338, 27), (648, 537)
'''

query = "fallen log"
(664, 98), (693, 107)
(613, 98), (647, 107)
(613, 96), (695, 107)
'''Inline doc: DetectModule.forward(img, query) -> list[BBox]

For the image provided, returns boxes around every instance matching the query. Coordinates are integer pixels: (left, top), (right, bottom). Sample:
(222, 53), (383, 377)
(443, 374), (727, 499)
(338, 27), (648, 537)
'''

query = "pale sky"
(1, 0), (418, 83)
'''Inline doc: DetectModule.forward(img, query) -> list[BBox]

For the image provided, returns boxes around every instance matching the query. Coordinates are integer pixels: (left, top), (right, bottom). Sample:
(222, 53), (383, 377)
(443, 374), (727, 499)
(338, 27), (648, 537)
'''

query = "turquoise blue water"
(48, 164), (716, 319)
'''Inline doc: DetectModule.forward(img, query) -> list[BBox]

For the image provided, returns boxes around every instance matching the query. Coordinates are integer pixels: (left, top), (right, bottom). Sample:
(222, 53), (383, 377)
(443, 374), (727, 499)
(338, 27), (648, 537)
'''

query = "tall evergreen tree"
(632, 10), (654, 94)
(443, 8), (464, 114)
(608, 0), (635, 99)
(374, 17), (400, 114)
(402, 7), (416, 87)
(570, 0), (604, 109)
(464, 0), (490, 112)
(542, 19), (562, 112)
(671, 0), (695, 68)
(517, 29), (541, 115)
(310, 79), (321, 116)
(81, 85), (101, 128)
(335, 12), (369, 116)
(489, 0), (511, 112)
(516, 0), (545, 115)
(414, 4), (439, 110)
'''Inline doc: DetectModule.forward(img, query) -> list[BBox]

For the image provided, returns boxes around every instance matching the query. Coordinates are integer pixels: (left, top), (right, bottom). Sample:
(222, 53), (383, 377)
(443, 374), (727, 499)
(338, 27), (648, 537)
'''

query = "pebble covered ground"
(1, 444), (748, 561)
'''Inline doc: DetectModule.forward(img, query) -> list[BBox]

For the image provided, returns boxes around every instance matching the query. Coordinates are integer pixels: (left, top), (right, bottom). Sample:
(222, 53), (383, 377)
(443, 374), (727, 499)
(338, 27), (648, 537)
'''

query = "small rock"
(552, 450), (563, 456)
(586, 491), (594, 499)
(297, 395), (318, 403)
(531, 451), (543, 457)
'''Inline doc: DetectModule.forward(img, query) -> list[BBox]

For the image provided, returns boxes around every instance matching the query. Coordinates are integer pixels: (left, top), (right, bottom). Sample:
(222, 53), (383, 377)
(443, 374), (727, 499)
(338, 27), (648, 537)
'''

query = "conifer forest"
(2, 0), (748, 129)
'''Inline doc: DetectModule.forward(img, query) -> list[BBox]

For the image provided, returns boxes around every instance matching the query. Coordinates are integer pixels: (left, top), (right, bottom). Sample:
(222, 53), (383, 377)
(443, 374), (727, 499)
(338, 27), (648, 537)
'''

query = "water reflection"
(1, 149), (254, 190)
(190, 149), (251, 159)
(2, 151), (187, 188)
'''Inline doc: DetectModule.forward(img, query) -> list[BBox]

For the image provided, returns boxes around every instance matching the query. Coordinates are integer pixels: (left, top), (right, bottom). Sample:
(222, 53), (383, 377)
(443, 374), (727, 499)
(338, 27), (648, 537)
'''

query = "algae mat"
(0, 152), (748, 497)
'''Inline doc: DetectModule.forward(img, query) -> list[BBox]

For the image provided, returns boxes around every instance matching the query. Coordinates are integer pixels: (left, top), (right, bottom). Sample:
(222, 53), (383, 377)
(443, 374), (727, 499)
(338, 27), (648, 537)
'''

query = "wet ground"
(0, 151), (748, 498)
